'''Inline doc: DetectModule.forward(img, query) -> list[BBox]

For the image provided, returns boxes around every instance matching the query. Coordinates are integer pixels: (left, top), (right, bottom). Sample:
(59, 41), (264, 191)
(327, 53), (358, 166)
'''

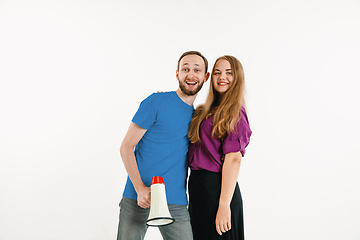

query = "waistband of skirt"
(190, 169), (222, 177)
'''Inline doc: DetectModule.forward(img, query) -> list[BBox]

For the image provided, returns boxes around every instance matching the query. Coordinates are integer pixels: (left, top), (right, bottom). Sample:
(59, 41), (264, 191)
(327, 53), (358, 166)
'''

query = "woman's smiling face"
(212, 59), (233, 96)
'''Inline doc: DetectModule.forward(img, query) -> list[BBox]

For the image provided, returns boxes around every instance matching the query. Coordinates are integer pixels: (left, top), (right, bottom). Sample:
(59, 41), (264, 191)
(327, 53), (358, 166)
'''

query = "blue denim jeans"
(117, 196), (193, 240)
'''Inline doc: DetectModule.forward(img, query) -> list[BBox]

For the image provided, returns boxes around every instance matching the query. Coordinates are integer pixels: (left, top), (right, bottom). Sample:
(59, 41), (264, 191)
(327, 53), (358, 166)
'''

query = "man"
(117, 51), (209, 240)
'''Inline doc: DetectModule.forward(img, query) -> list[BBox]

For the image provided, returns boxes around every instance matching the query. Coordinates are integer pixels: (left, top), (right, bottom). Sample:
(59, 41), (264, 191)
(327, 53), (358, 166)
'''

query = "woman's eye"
(214, 72), (220, 75)
(227, 72), (232, 75)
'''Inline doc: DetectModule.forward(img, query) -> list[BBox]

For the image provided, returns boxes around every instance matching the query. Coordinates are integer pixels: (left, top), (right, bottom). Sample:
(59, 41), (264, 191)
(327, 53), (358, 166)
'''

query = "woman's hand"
(136, 185), (151, 209)
(215, 203), (231, 235)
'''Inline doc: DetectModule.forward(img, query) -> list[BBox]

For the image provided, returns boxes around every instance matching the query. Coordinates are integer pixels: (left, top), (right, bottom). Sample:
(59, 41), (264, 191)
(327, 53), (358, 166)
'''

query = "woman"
(188, 55), (252, 240)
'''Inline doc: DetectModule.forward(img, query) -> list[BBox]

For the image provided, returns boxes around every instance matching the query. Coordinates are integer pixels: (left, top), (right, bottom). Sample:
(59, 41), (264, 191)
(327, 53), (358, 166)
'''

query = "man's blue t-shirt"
(123, 91), (194, 205)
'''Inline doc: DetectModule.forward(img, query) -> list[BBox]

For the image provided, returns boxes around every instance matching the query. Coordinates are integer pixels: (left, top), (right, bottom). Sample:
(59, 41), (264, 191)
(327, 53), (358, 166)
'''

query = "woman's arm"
(215, 151), (242, 235)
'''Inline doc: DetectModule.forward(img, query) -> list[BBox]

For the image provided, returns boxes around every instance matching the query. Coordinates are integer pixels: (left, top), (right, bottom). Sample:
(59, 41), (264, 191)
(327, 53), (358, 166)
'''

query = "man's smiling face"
(176, 54), (208, 96)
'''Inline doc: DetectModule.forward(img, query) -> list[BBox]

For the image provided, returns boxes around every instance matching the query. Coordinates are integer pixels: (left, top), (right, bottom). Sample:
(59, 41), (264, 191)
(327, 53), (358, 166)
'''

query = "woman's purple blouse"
(189, 107), (252, 173)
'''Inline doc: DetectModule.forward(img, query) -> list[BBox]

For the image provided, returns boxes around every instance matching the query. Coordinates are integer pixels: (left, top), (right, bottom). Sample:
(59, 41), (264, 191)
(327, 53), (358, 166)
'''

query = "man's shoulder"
(153, 91), (175, 98)
(144, 91), (174, 99)
(141, 91), (175, 105)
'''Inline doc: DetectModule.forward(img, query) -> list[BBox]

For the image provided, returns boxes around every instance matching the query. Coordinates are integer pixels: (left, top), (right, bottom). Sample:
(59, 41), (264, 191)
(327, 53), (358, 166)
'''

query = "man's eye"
(183, 68), (189, 72)
(195, 69), (200, 72)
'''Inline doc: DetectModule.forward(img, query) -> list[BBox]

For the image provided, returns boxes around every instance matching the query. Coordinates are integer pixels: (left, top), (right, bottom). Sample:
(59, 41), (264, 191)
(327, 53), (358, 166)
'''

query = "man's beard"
(178, 79), (204, 96)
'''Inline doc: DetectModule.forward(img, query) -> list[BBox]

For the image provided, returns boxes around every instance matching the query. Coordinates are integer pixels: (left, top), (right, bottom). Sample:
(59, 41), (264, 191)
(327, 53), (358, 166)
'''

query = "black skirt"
(188, 170), (244, 240)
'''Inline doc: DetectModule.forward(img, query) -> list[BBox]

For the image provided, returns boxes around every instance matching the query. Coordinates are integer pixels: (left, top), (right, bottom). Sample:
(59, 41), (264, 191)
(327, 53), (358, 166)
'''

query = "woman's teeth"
(218, 82), (227, 85)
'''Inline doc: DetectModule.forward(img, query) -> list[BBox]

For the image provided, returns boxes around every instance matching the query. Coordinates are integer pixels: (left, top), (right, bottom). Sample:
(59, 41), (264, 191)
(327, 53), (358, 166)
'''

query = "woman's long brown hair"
(188, 55), (246, 143)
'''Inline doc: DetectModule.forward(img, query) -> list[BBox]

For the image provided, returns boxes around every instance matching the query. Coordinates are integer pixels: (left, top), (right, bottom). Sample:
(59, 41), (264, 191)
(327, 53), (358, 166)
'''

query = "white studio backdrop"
(1, 0), (359, 239)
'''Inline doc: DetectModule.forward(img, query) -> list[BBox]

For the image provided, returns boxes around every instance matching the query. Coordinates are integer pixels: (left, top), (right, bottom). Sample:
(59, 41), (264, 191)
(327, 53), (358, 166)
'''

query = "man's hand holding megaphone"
(136, 184), (151, 209)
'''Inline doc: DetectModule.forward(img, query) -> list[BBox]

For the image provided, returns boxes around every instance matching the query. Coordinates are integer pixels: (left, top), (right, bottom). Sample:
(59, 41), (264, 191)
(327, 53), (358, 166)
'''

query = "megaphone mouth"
(146, 217), (175, 227)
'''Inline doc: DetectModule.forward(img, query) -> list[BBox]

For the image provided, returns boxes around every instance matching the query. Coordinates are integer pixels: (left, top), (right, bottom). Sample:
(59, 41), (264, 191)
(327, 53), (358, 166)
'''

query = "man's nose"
(187, 71), (196, 79)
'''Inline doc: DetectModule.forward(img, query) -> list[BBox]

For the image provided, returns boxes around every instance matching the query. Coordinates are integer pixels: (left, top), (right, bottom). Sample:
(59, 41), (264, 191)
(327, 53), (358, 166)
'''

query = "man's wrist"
(134, 182), (147, 193)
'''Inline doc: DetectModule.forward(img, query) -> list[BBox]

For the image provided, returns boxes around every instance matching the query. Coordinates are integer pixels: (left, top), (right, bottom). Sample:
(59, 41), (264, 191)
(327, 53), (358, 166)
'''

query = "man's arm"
(120, 122), (150, 209)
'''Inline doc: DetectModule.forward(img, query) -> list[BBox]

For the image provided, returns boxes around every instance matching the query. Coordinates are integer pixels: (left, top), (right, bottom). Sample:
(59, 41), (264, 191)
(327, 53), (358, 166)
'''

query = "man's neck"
(175, 88), (197, 106)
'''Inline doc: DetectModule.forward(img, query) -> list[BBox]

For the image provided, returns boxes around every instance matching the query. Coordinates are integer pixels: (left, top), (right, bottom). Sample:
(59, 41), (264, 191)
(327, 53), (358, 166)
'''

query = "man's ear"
(176, 70), (179, 79)
(204, 72), (210, 82)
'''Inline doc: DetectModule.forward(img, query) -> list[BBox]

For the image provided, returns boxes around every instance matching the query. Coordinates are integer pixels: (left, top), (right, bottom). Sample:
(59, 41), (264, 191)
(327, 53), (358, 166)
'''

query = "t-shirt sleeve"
(132, 93), (159, 130)
(222, 107), (252, 157)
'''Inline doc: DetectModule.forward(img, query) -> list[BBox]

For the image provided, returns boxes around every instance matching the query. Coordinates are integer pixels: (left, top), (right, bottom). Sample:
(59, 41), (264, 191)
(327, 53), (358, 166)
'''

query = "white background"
(1, 0), (359, 239)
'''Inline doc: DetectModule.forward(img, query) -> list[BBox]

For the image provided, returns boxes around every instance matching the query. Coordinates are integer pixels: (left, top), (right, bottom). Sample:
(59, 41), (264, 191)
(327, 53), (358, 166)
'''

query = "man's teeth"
(186, 81), (197, 85)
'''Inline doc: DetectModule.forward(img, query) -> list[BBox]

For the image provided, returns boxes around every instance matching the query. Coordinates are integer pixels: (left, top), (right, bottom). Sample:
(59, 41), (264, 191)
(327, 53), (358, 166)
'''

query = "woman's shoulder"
(227, 106), (251, 139)
(194, 104), (206, 115)
(240, 106), (249, 122)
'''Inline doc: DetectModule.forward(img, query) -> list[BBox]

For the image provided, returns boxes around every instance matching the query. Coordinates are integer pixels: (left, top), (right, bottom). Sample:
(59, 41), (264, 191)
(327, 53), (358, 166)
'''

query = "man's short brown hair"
(177, 51), (208, 73)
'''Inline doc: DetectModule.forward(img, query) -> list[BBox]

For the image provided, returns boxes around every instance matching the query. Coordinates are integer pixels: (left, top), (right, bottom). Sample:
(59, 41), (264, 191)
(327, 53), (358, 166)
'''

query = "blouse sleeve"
(222, 107), (252, 157)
